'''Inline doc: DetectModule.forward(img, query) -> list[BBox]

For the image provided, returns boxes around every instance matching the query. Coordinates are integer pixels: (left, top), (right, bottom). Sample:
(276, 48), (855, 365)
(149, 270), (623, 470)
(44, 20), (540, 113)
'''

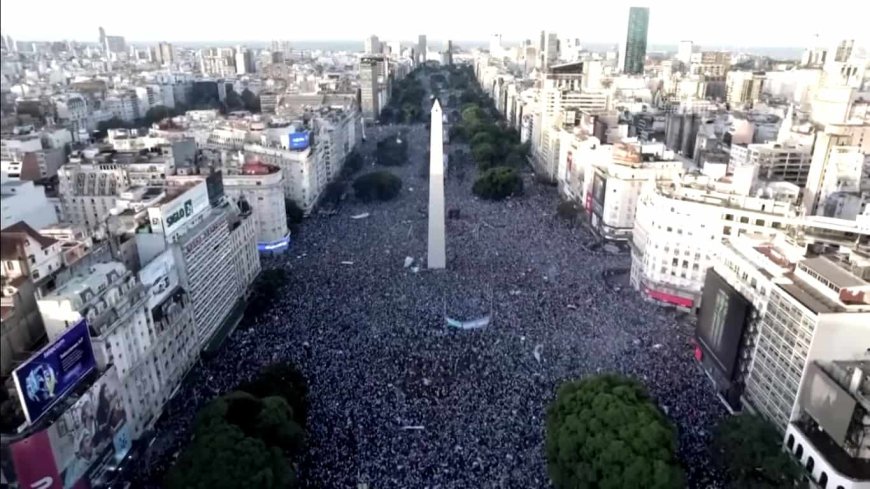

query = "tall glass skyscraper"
(621, 7), (650, 74)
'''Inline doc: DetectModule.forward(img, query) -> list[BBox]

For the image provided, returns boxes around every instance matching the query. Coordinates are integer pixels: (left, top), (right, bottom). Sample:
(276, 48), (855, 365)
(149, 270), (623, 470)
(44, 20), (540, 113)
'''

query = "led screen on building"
(289, 131), (310, 150)
(13, 319), (97, 424)
(10, 366), (130, 489)
(695, 269), (751, 380)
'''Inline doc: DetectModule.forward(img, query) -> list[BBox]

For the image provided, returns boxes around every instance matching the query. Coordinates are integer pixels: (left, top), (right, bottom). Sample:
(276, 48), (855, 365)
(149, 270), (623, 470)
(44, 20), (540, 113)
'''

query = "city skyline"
(2, 0), (869, 48)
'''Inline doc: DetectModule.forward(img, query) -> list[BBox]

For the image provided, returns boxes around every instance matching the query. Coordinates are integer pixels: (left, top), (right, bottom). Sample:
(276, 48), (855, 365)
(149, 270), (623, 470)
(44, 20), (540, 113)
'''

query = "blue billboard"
(13, 319), (97, 424)
(289, 131), (310, 150)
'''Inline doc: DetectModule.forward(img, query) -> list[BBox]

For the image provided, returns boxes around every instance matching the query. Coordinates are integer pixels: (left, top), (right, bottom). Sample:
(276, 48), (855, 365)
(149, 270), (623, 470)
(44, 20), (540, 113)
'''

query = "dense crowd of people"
(124, 121), (727, 488)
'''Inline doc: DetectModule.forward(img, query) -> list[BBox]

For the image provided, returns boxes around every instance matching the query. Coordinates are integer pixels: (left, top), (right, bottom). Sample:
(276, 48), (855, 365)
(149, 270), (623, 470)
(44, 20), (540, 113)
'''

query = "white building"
(245, 142), (323, 213)
(58, 157), (130, 236)
(223, 161), (289, 249)
(728, 142), (813, 186)
(134, 181), (260, 350)
(0, 180), (58, 230)
(630, 175), (797, 309)
(742, 255), (869, 427)
(37, 262), (162, 437)
(585, 141), (684, 241)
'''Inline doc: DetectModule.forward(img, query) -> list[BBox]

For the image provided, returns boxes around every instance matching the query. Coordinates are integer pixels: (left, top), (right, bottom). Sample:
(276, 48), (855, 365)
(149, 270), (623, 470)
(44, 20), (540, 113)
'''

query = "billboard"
(147, 182), (210, 236)
(289, 131), (310, 150)
(799, 363), (857, 446)
(695, 269), (751, 380)
(257, 235), (291, 252)
(10, 367), (129, 489)
(591, 171), (607, 218)
(13, 320), (97, 424)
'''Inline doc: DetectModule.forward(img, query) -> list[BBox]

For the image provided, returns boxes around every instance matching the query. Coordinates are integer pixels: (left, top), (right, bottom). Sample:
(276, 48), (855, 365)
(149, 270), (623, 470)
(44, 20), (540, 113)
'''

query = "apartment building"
(223, 161), (289, 249)
(743, 256), (869, 430)
(587, 141), (684, 241)
(630, 175), (797, 309)
(728, 142), (813, 186)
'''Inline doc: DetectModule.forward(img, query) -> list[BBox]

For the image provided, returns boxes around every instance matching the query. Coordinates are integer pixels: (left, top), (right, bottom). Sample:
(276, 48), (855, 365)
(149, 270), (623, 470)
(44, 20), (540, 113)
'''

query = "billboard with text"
(9, 366), (129, 489)
(13, 320), (96, 424)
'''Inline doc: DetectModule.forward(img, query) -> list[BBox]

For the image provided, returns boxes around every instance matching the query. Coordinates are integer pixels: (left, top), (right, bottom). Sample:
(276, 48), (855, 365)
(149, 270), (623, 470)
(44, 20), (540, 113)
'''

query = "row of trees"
(166, 363), (308, 489)
(381, 74), (426, 124)
(375, 134), (409, 167)
(546, 374), (805, 489)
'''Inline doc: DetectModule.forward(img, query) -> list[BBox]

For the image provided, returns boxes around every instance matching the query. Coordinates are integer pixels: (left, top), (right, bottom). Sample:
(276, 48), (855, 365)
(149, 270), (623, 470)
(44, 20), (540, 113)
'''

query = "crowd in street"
(124, 122), (727, 488)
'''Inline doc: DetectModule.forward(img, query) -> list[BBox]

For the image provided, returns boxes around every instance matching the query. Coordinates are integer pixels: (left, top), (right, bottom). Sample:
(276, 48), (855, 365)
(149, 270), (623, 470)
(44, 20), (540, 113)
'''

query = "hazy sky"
(2, 0), (869, 47)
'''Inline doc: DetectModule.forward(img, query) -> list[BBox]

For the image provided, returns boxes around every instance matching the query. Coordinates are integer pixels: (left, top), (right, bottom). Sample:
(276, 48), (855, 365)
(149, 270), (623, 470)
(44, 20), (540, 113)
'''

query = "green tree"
(285, 199), (304, 224)
(238, 362), (309, 426)
(376, 135), (408, 167)
(244, 269), (288, 323)
(713, 413), (805, 489)
(546, 375), (684, 489)
(353, 171), (402, 202)
(165, 422), (293, 489)
(471, 142), (497, 170)
(472, 166), (523, 200)
(341, 151), (364, 178)
(322, 181), (346, 206)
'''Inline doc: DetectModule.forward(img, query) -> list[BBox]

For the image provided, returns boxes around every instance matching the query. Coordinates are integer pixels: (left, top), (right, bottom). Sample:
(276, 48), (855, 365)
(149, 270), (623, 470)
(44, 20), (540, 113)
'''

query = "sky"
(2, 0), (869, 48)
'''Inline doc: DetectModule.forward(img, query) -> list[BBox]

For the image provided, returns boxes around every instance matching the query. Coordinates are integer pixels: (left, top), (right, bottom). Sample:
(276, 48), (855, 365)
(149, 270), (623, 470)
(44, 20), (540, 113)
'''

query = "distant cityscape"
(0, 5), (868, 489)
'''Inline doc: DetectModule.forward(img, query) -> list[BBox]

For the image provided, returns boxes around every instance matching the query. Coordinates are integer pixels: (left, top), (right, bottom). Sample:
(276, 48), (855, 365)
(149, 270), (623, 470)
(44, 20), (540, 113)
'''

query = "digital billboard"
(591, 171), (607, 218)
(13, 319), (97, 424)
(696, 269), (751, 380)
(800, 363), (857, 446)
(257, 235), (291, 252)
(10, 366), (129, 489)
(289, 131), (310, 150)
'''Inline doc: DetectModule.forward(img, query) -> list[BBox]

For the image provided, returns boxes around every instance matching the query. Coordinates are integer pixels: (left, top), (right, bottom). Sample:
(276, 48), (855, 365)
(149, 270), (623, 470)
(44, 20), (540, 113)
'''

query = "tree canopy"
(353, 171), (402, 202)
(166, 363), (308, 489)
(472, 166), (523, 200)
(712, 413), (805, 489)
(375, 135), (409, 167)
(546, 375), (684, 489)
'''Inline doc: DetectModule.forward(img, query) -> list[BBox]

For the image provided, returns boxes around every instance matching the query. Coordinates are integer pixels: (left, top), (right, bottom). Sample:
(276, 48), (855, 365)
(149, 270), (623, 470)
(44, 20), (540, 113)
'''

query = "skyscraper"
(620, 7), (650, 74)
(417, 34), (427, 65)
(99, 26), (106, 47)
(446, 40), (453, 66)
(364, 35), (381, 54)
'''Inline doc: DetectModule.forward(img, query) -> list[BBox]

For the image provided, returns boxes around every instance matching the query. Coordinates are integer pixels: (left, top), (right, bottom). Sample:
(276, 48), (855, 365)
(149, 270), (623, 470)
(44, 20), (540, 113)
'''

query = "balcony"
(786, 417), (870, 488)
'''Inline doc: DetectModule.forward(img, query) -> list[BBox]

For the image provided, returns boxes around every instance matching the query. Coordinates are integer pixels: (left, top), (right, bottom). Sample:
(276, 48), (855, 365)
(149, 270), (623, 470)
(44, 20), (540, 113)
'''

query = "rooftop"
(0, 221), (58, 260)
(802, 256), (867, 289)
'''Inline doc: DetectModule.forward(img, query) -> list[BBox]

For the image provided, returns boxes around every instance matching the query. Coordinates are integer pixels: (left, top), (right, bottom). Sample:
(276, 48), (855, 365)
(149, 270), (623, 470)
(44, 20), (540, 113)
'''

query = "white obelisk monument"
(427, 99), (446, 269)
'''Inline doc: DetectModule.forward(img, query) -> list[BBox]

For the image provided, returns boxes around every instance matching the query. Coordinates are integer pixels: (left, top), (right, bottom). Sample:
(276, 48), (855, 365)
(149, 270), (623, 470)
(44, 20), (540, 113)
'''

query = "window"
(724, 214), (733, 221)
(755, 219), (765, 226)
(806, 456), (814, 473)
(787, 434), (795, 450)
(795, 444), (803, 459)
(819, 473), (828, 488)
(740, 216), (749, 224)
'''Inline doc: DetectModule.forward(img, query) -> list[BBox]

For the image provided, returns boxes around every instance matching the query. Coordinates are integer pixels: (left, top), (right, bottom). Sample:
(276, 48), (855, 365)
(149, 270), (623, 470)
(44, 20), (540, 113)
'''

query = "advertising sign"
(257, 235), (291, 252)
(289, 131), (310, 150)
(48, 366), (128, 488)
(10, 367), (128, 489)
(147, 182), (210, 236)
(13, 320), (97, 424)
(591, 172), (607, 218)
(696, 269), (751, 379)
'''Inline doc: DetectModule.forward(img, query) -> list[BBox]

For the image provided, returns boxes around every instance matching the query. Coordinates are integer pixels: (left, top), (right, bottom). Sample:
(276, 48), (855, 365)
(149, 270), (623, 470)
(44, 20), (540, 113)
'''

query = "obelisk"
(427, 99), (446, 269)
